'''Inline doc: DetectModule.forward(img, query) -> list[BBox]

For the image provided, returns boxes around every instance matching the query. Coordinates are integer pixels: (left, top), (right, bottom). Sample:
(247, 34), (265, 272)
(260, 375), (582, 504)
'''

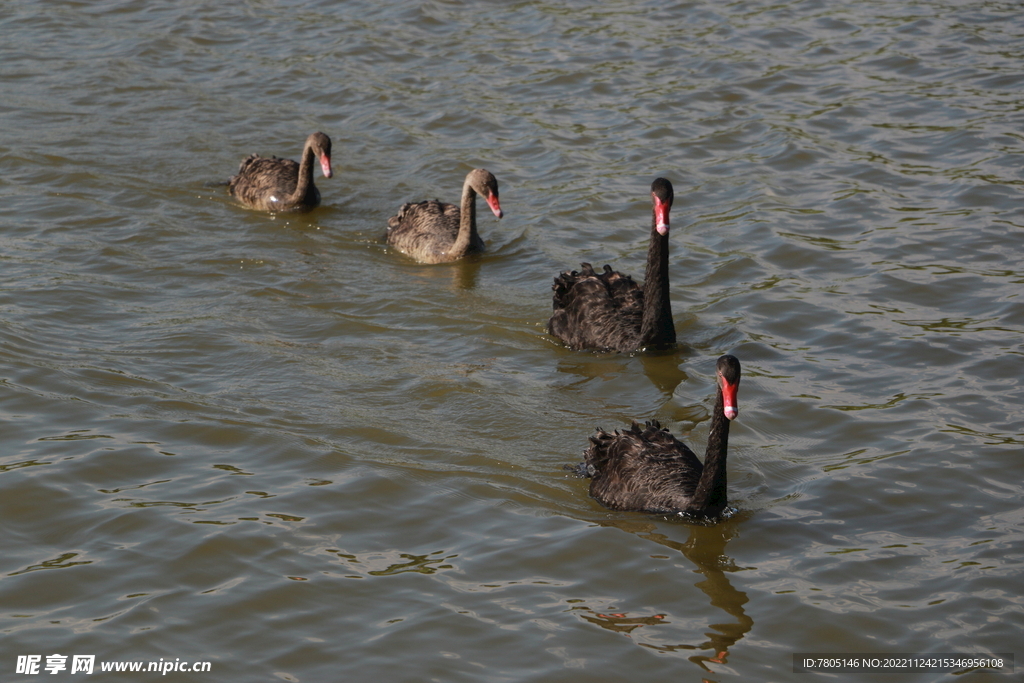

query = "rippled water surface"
(2, 1), (1022, 681)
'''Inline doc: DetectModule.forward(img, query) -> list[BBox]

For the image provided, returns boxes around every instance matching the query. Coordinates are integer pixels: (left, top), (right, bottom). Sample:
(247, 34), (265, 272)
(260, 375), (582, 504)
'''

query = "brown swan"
(228, 132), (333, 212)
(549, 178), (676, 352)
(571, 354), (741, 519)
(385, 168), (503, 264)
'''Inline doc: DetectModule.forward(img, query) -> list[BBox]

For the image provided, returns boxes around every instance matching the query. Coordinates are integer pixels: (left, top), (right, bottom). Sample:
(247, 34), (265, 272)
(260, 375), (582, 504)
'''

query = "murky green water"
(1, 1), (1021, 681)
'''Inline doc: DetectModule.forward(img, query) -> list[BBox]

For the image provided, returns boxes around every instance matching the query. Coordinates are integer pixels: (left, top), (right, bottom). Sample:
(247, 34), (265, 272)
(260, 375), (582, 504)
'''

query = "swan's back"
(385, 200), (483, 263)
(581, 420), (704, 513)
(229, 155), (313, 211)
(549, 263), (645, 352)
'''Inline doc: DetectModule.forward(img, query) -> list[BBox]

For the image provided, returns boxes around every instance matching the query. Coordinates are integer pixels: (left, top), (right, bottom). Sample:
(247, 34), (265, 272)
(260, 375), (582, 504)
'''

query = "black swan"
(549, 178), (676, 352)
(228, 132), (333, 212)
(573, 354), (741, 518)
(386, 168), (503, 264)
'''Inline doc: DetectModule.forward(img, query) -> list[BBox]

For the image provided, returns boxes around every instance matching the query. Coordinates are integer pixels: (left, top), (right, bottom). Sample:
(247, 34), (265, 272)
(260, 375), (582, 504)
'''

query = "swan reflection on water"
(573, 518), (754, 677)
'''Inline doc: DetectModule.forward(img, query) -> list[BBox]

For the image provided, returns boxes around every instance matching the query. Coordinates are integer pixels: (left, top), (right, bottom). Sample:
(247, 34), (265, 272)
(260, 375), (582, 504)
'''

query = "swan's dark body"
(228, 132), (333, 212)
(574, 355), (741, 518)
(549, 178), (676, 353)
(386, 168), (503, 264)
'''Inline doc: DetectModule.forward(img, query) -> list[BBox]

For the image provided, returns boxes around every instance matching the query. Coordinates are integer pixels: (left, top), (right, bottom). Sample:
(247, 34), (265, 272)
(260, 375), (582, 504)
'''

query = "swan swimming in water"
(385, 168), (503, 264)
(549, 178), (676, 352)
(228, 132), (333, 212)
(572, 354), (742, 519)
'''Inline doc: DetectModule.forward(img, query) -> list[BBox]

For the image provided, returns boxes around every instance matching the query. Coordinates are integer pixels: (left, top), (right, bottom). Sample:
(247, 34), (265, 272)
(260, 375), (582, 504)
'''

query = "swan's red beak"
(486, 192), (503, 219)
(653, 195), (670, 236)
(720, 377), (739, 420)
(320, 153), (333, 179)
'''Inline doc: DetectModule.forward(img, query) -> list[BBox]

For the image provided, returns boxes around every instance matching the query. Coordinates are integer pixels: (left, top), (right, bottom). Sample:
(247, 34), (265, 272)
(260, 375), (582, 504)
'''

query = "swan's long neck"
(687, 388), (731, 514)
(639, 219), (675, 347)
(450, 178), (479, 257)
(289, 140), (316, 203)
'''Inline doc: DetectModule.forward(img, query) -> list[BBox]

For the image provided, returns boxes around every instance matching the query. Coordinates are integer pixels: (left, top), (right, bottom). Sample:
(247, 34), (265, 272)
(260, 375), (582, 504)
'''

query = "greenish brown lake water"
(1, 1), (1022, 681)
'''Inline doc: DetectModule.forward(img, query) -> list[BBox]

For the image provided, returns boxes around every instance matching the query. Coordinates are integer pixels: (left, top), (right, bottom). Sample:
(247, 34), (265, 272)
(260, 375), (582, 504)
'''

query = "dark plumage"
(386, 168), (503, 264)
(549, 178), (676, 352)
(228, 132), (333, 212)
(573, 355), (742, 518)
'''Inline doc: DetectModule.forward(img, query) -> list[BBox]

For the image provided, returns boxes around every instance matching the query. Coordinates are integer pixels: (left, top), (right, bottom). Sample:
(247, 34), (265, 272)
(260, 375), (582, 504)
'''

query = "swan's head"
(651, 177), (673, 236)
(469, 168), (503, 219)
(309, 132), (333, 179)
(716, 354), (741, 420)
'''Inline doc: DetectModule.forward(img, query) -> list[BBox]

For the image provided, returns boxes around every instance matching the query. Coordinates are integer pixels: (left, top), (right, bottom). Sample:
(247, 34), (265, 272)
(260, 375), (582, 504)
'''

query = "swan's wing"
(582, 421), (704, 513)
(229, 155), (300, 209)
(599, 264), (644, 318)
(385, 200), (461, 258)
(548, 262), (643, 351)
